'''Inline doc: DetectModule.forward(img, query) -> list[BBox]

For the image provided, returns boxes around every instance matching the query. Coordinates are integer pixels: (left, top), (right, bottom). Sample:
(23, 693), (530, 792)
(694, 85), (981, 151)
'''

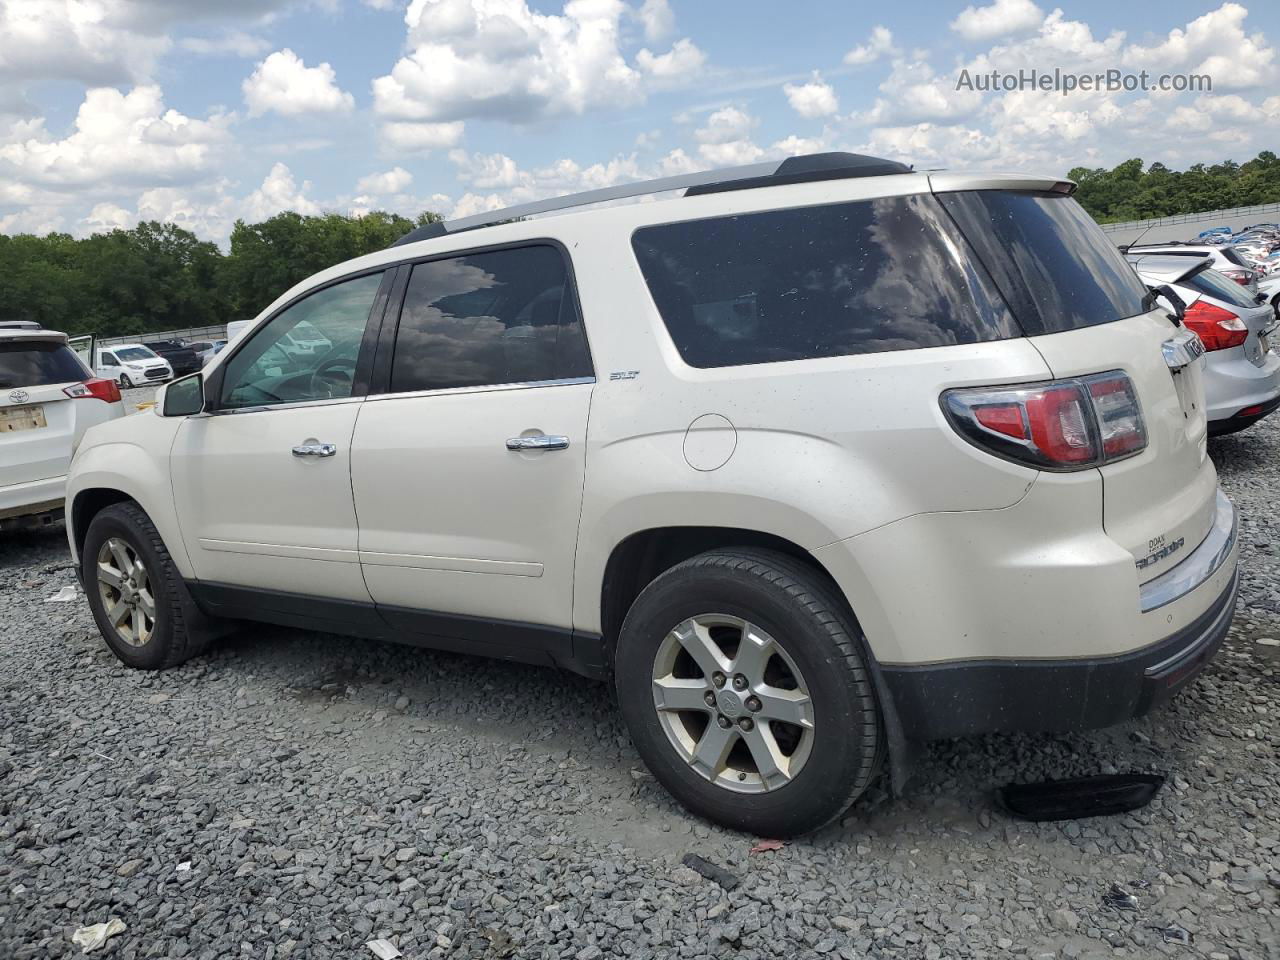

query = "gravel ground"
(1, 392), (1277, 960)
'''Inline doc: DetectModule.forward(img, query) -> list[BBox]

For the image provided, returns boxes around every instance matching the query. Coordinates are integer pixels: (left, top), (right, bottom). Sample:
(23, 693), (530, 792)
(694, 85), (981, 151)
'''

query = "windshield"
(938, 191), (1150, 335)
(0, 341), (90, 388)
(1187, 266), (1260, 309)
(115, 346), (157, 362)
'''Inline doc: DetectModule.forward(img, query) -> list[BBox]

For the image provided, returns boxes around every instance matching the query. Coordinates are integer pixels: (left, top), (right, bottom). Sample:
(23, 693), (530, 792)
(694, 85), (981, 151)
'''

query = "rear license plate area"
(0, 405), (47, 432)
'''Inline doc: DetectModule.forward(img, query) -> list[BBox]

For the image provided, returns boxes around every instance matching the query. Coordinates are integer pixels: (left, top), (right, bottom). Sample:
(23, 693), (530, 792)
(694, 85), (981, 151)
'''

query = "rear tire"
(614, 548), (883, 836)
(82, 502), (214, 669)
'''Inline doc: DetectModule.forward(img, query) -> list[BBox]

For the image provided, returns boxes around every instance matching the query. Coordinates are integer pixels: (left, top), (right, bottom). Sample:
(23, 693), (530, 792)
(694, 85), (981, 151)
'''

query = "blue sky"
(2, 0), (1277, 241)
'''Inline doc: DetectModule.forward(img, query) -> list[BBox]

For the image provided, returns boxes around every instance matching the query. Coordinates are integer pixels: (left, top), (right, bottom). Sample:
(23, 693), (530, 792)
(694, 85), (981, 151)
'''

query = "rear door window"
(939, 191), (1150, 335)
(631, 195), (1020, 369)
(389, 244), (592, 393)
(0, 341), (90, 389)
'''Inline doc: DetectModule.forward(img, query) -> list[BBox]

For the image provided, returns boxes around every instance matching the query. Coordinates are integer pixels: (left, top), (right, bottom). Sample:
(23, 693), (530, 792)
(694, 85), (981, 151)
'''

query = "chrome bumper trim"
(1139, 490), (1237, 613)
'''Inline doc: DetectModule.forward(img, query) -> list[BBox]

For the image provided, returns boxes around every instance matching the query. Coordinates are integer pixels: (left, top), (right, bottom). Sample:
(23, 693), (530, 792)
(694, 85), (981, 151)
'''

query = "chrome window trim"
(204, 394), (366, 417)
(364, 375), (595, 404)
(1139, 490), (1237, 613)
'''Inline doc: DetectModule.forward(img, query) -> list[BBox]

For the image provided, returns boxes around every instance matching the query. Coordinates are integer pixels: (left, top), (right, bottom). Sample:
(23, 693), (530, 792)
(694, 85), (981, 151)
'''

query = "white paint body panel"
(351, 383), (592, 627)
(169, 401), (370, 602)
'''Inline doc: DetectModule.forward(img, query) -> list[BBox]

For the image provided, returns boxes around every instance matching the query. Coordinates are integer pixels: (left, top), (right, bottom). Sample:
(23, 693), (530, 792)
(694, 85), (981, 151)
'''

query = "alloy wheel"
(651, 613), (815, 793)
(96, 537), (156, 647)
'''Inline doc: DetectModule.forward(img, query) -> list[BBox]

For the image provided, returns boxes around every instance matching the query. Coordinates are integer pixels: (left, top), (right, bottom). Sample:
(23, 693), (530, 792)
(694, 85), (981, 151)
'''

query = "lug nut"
(703, 692), (716, 707)
(717, 716), (732, 729)
(738, 718), (754, 732)
(711, 672), (726, 688)
(745, 696), (761, 712)
(732, 674), (748, 690)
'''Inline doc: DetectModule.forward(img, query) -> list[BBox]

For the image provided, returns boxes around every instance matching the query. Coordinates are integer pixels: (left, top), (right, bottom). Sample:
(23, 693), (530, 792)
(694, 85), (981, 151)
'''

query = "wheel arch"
(596, 525), (917, 795)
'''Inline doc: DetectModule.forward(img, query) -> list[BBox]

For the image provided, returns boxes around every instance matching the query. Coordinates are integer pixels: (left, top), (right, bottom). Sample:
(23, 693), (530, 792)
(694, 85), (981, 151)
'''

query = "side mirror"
(160, 373), (205, 417)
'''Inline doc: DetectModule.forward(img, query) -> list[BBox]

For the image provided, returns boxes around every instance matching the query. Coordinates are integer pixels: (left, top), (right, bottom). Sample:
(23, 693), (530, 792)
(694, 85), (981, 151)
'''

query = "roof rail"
(0, 320), (42, 330)
(390, 152), (913, 248)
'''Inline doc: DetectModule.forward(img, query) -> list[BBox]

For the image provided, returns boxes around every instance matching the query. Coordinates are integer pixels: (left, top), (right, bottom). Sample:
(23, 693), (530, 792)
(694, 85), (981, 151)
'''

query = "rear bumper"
(881, 569), (1237, 739)
(0, 475), (66, 521)
(1207, 393), (1280, 435)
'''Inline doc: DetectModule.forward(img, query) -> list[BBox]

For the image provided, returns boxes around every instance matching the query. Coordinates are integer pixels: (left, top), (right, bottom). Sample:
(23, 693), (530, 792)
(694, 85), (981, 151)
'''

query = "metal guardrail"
(98, 324), (230, 348)
(1098, 201), (1280, 234)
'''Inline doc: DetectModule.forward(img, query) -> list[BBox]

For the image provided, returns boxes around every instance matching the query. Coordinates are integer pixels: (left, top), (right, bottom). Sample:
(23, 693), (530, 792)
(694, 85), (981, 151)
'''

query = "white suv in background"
(96, 343), (173, 387)
(66, 154), (1238, 835)
(2, 323), (123, 529)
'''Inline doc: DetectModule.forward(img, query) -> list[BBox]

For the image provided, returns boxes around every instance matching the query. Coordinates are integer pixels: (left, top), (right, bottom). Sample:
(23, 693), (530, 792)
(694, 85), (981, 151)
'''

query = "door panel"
(352, 383), (591, 628)
(170, 402), (371, 600)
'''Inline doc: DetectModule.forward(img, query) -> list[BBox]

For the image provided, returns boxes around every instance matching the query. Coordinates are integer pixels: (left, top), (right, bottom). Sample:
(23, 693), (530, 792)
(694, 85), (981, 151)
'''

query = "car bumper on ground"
(877, 491), (1238, 740)
(0, 475), (66, 527)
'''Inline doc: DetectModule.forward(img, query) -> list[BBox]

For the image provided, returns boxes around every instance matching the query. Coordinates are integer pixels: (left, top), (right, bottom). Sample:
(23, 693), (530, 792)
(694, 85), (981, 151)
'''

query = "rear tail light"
(64, 378), (122, 404)
(1220, 267), (1254, 286)
(1182, 301), (1248, 351)
(942, 371), (1147, 471)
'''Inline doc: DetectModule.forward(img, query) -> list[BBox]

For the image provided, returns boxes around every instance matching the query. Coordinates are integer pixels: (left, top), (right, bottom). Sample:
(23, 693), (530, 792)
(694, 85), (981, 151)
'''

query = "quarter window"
(631, 195), (1021, 369)
(219, 271), (384, 409)
(389, 245), (592, 394)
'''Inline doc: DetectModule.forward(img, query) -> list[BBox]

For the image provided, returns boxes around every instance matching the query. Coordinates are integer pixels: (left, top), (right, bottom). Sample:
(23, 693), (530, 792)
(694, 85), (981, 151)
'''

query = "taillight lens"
(1182, 301), (1248, 350)
(64, 378), (122, 404)
(942, 371), (1147, 471)
(1220, 267), (1254, 286)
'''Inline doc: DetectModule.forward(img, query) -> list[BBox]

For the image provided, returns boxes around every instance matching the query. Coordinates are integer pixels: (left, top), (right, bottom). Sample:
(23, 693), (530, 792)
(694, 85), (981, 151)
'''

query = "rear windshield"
(631, 195), (1020, 368)
(1186, 266), (1259, 309)
(938, 191), (1150, 335)
(1220, 247), (1249, 268)
(0, 341), (90, 389)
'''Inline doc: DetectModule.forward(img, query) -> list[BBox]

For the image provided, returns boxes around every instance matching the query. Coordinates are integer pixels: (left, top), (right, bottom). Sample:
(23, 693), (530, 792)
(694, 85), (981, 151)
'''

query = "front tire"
(82, 502), (212, 669)
(119, 374), (133, 388)
(614, 549), (883, 837)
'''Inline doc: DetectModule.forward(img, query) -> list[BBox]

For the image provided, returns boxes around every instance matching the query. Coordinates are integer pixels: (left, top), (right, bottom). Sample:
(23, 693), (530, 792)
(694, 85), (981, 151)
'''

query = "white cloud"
(244, 49), (355, 117)
(950, 0), (1044, 41)
(372, 0), (644, 125)
(694, 106), (756, 145)
(637, 0), (674, 43)
(380, 120), (466, 151)
(81, 202), (134, 233)
(180, 32), (271, 58)
(858, 59), (983, 125)
(357, 167), (414, 195)
(0, 86), (231, 189)
(844, 26), (896, 66)
(0, 0), (170, 87)
(783, 74), (838, 118)
(772, 133), (828, 156)
(1123, 2), (1276, 90)
(243, 162), (321, 220)
(636, 38), (706, 81)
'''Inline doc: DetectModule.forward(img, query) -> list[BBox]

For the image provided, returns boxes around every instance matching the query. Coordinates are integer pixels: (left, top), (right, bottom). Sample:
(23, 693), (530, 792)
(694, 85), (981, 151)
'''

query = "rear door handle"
(292, 442), (337, 458)
(506, 435), (570, 452)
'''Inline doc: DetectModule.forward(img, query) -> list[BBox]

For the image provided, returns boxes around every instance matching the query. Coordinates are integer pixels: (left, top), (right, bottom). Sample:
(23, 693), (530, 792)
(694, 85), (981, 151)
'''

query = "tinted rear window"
(938, 191), (1150, 335)
(1186, 266), (1258, 309)
(1220, 247), (1248, 268)
(631, 195), (1020, 369)
(0, 341), (90, 389)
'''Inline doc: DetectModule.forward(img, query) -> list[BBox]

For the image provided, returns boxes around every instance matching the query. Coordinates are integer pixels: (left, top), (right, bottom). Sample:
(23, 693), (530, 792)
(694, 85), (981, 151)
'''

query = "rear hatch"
(934, 179), (1216, 584)
(0, 336), (93, 486)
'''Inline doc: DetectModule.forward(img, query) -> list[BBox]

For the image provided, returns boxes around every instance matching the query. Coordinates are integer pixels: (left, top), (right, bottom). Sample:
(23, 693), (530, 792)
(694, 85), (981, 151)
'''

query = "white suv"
(66, 154), (1239, 835)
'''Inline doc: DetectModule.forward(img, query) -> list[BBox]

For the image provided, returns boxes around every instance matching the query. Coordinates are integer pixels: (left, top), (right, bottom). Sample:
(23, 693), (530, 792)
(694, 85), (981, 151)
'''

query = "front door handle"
(506, 435), (570, 452)
(292, 442), (337, 458)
